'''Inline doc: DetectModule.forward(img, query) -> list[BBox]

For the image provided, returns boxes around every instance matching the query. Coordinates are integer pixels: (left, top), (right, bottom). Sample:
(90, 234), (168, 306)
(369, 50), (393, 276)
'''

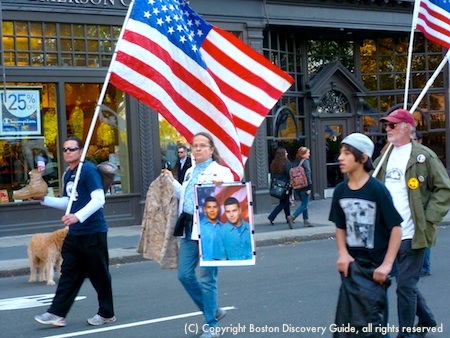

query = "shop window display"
(0, 82), (129, 203)
(0, 83), (59, 202)
(65, 83), (129, 195)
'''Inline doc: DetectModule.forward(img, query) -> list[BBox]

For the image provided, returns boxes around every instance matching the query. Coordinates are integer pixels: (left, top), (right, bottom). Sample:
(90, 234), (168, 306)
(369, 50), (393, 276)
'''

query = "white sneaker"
(34, 312), (66, 327)
(199, 331), (220, 338)
(87, 314), (116, 326)
(215, 308), (227, 321)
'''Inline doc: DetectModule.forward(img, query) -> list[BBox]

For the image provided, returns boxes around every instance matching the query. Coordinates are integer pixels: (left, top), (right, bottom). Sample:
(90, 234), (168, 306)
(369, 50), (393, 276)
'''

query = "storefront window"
(2, 21), (120, 67)
(0, 83), (59, 202)
(65, 83), (129, 195)
(158, 115), (188, 171)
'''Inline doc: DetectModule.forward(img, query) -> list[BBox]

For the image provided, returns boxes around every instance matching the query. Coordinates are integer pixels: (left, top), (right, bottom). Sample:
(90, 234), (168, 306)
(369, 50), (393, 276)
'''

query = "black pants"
(334, 261), (390, 338)
(49, 232), (114, 318)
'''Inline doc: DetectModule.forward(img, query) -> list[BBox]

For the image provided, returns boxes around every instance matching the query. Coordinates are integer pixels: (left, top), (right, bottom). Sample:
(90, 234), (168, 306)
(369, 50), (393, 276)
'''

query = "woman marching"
(163, 132), (233, 338)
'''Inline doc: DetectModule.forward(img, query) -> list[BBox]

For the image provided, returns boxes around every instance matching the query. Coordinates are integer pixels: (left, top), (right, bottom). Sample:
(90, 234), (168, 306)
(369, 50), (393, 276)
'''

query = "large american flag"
(414, 0), (450, 49)
(110, 0), (293, 179)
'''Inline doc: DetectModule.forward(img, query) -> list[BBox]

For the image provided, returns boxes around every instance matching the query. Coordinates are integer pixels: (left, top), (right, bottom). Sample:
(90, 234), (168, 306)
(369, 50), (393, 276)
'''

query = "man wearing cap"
(329, 133), (402, 335)
(373, 109), (450, 337)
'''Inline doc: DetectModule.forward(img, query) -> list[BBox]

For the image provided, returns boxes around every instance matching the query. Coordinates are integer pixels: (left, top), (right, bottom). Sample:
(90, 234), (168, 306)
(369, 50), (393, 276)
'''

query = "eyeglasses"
(384, 123), (397, 130)
(63, 147), (80, 153)
(178, 151), (185, 153)
(192, 143), (211, 149)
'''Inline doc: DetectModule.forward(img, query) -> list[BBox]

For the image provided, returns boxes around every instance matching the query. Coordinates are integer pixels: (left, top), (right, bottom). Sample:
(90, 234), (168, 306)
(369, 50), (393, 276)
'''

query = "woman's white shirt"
(172, 161), (234, 240)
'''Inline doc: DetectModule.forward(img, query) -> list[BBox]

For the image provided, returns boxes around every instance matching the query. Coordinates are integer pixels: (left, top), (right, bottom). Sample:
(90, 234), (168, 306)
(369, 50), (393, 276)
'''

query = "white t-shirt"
(385, 143), (414, 240)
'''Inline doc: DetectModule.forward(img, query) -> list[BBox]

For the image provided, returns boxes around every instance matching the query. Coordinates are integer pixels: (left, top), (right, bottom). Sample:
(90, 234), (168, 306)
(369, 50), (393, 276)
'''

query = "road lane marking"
(0, 294), (85, 310)
(42, 306), (236, 338)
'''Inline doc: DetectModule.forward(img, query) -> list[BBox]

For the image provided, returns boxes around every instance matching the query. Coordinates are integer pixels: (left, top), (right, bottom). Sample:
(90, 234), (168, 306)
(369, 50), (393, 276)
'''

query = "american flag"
(109, 0), (293, 179)
(414, 0), (450, 49)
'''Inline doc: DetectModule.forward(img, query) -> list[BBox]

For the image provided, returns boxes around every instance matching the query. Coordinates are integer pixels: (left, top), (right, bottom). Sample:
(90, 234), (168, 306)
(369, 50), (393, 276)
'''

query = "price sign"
(0, 88), (41, 136)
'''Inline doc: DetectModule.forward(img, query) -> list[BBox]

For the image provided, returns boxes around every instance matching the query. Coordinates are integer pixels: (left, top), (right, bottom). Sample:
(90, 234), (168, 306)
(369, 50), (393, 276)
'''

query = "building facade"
(0, 0), (448, 235)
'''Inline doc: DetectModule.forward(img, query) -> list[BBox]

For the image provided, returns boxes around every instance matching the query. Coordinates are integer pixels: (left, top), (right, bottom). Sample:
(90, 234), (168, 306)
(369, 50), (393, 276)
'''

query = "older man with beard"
(373, 109), (450, 338)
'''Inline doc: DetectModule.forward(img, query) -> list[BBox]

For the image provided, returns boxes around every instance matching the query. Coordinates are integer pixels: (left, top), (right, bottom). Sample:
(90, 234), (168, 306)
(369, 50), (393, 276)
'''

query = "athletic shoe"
(199, 330), (220, 338)
(87, 314), (116, 326)
(34, 312), (66, 327)
(216, 308), (227, 321)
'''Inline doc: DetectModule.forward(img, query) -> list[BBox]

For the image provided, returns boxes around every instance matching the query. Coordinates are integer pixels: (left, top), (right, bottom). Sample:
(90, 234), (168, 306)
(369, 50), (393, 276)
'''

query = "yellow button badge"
(407, 177), (419, 190)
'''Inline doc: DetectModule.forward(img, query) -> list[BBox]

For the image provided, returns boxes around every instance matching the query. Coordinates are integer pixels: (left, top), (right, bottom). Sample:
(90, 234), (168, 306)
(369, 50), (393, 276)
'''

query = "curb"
(0, 227), (335, 279)
(2, 223), (447, 279)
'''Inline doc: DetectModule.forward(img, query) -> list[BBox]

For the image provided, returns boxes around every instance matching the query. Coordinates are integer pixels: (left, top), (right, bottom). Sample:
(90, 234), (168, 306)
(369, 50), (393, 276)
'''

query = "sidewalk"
(2, 198), (448, 279)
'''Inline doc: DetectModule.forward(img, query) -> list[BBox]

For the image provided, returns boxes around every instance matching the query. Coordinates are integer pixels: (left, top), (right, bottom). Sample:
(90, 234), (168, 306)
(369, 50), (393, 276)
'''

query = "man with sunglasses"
(174, 145), (192, 183)
(373, 109), (450, 337)
(34, 136), (115, 328)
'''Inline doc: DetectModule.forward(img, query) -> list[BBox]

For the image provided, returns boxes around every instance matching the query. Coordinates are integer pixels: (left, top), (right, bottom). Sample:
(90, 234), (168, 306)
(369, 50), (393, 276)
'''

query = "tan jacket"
(137, 174), (179, 269)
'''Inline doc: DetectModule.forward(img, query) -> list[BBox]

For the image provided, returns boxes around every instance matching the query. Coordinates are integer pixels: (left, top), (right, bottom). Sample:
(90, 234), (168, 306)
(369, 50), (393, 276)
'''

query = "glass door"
(319, 120), (349, 198)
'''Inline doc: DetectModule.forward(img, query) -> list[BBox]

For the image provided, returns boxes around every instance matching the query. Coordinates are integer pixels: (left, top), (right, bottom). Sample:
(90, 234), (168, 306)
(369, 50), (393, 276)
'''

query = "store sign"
(37, 0), (131, 6)
(0, 88), (42, 137)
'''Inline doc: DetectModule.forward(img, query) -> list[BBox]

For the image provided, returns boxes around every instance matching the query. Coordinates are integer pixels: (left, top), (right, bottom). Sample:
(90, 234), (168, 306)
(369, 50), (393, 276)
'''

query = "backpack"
(289, 159), (308, 189)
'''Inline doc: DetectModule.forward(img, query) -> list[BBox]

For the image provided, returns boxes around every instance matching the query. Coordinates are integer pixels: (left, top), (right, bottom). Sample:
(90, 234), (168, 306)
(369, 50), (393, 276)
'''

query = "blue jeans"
(292, 189), (310, 220)
(421, 247), (431, 274)
(396, 240), (434, 337)
(178, 234), (218, 328)
(268, 194), (290, 222)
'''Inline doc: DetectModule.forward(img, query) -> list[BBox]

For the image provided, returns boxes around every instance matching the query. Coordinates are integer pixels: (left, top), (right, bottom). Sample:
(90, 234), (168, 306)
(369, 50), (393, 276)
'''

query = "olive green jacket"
(373, 141), (450, 249)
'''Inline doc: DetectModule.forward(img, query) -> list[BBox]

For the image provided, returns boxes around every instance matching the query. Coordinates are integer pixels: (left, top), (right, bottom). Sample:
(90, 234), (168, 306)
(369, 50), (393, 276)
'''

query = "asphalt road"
(0, 226), (449, 338)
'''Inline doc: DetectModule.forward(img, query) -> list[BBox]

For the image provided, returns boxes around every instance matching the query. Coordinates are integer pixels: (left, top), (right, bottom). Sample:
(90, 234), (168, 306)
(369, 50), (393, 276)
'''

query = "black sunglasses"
(63, 147), (80, 153)
(384, 123), (397, 130)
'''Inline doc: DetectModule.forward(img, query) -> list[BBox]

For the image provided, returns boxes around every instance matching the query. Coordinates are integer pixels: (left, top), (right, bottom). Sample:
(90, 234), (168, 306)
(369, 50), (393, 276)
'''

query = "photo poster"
(0, 87), (42, 136)
(194, 181), (256, 267)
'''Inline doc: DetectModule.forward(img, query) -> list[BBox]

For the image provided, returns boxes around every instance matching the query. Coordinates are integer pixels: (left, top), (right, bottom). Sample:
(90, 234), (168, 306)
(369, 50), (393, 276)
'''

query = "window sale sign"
(0, 88), (41, 136)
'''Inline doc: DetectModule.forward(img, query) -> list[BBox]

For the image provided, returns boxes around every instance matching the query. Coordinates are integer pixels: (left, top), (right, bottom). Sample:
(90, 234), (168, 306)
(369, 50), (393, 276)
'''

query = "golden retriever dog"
(28, 227), (68, 286)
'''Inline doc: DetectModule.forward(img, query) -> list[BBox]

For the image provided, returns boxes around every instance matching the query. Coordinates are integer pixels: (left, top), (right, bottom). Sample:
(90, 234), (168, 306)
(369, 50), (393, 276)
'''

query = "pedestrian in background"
(288, 146), (314, 227)
(174, 145), (192, 183)
(373, 109), (450, 337)
(267, 147), (293, 228)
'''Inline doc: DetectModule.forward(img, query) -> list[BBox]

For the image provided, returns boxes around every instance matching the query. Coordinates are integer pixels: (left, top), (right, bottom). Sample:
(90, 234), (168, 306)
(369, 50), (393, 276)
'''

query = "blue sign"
(0, 88), (41, 136)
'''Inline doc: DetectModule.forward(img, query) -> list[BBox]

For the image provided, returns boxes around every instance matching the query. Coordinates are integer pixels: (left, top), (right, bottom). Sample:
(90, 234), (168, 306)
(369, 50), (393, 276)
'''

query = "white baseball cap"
(341, 133), (374, 158)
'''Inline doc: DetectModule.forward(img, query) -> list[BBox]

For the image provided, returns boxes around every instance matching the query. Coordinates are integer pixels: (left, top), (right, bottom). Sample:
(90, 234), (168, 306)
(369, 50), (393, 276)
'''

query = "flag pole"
(65, 0), (136, 215)
(403, 0), (421, 109)
(373, 49), (450, 178)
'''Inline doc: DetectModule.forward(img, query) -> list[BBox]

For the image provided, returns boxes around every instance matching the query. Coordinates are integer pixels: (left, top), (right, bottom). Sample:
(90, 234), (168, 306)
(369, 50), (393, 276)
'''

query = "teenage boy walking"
(329, 133), (402, 337)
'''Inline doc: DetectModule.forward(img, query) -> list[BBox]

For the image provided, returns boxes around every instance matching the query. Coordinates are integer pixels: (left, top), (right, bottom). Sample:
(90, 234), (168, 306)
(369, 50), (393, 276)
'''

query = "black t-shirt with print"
(329, 176), (402, 266)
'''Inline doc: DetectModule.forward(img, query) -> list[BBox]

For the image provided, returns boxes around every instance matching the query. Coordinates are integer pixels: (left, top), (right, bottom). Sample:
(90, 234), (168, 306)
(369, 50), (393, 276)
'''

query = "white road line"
(42, 306), (236, 338)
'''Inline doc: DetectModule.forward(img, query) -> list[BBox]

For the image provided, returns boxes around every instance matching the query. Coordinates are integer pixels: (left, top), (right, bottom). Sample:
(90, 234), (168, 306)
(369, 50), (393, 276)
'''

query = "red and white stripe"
(110, 14), (292, 179)
(415, 0), (450, 49)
